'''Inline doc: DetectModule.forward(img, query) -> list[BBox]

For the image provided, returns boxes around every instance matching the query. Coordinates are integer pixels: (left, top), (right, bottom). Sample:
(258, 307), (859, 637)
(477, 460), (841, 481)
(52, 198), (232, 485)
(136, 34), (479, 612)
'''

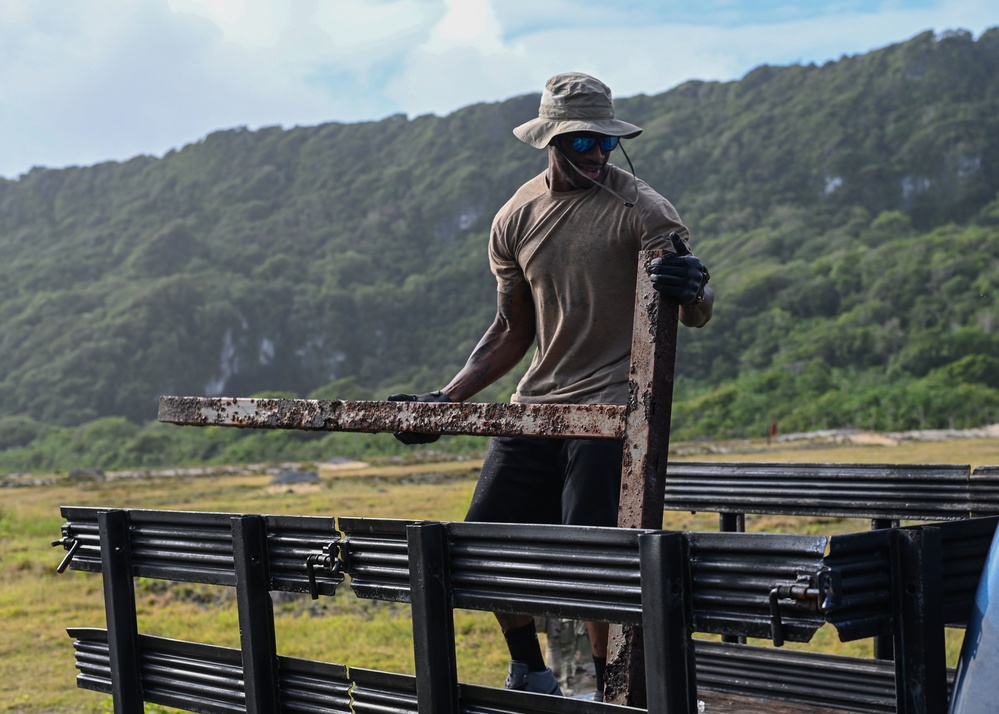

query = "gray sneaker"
(505, 661), (563, 696)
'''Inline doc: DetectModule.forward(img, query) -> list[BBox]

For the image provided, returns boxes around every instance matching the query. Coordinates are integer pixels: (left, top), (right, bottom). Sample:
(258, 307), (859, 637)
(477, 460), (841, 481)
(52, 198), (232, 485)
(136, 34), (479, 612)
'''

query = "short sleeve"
(637, 189), (689, 253)
(488, 213), (529, 293)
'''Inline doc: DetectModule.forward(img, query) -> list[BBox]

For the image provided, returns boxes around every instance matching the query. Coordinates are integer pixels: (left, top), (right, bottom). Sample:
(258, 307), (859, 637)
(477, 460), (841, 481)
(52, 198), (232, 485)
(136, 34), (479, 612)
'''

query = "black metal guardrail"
(66, 628), (946, 714)
(143, 252), (999, 712)
(55, 509), (343, 596)
(663, 462), (999, 521)
(661, 460), (999, 663)
(55, 498), (999, 714)
(67, 627), (610, 714)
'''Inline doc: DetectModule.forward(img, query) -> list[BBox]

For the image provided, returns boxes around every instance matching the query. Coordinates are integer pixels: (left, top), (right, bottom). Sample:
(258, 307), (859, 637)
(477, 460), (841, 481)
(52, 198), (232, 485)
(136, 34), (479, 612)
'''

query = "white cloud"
(312, 0), (443, 62)
(432, 0), (504, 48)
(168, 0), (288, 47)
(0, 0), (996, 179)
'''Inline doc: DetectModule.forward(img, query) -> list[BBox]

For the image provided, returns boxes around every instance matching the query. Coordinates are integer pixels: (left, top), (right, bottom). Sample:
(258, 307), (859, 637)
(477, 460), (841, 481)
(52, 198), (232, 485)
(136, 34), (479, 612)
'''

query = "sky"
(1, 0), (996, 181)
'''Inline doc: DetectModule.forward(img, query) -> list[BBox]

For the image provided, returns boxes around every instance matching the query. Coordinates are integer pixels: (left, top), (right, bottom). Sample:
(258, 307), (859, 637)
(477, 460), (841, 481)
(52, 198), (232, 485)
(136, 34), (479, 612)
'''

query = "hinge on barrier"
(768, 568), (838, 647)
(51, 536), (80, 573)
(305, 541), (344, 600)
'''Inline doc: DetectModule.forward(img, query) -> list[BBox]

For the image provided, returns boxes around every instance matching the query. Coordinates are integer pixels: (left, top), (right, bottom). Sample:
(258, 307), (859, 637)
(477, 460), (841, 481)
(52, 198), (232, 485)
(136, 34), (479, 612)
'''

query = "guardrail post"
(98, 510), (144, 713)
(718, 513), (744, 532)
(640, 532), (695, 714)
(232, 515), (280, 713)
(890, 526), (946, 714)
(719, 513), (746, 645)
(872, 518), (899, 661)
(407, 523), (459, 714)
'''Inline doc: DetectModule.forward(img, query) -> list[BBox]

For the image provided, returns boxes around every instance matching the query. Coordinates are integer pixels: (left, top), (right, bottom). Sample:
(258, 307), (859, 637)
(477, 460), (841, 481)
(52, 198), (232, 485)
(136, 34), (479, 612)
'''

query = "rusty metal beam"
(158, 396), (626, 440)
(619, 248), (677, 531)
(607, 248), (679, 708)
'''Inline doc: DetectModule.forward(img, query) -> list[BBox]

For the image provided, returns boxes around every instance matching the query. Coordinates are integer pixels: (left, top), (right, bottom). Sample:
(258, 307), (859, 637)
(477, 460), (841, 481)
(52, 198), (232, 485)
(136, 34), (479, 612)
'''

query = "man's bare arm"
(441, 288), (536, 402)
(679, 285), (714, 328)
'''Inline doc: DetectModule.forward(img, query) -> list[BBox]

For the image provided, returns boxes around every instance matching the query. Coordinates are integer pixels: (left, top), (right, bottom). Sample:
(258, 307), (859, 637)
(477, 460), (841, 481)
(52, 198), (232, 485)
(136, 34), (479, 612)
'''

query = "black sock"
(593, 655), (606, 691)
(503, 621), (546, 671)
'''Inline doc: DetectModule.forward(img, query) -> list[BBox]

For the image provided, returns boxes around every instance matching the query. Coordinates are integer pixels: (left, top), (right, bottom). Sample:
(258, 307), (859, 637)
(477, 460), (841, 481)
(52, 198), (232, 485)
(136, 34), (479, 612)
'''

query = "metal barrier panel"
(663, 462), (996, 520)
(58, 510), (998, 714)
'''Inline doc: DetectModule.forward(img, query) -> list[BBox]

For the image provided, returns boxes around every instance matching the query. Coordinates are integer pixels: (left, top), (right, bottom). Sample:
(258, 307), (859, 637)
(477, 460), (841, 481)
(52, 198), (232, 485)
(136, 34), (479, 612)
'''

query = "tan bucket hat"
(513, 72), (643, 149)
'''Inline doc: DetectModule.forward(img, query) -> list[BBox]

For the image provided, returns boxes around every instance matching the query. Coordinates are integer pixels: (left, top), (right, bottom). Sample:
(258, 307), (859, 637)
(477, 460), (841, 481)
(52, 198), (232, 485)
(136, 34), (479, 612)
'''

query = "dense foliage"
(2, 28), (998, 472)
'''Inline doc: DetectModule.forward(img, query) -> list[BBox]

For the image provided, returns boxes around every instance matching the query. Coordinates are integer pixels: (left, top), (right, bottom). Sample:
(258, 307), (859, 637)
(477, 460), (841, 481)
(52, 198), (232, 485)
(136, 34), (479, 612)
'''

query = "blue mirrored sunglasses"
(567, 134), (620, 153)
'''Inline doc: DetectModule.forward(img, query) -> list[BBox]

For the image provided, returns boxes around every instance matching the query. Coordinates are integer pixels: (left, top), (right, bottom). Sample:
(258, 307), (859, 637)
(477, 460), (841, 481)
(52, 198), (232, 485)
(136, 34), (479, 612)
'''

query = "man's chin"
(555, 153), (605, 189)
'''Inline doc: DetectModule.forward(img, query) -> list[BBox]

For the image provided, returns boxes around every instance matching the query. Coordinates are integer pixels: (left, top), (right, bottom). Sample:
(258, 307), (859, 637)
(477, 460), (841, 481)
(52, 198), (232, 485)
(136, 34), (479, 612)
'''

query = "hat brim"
(513, 117), (643, 149)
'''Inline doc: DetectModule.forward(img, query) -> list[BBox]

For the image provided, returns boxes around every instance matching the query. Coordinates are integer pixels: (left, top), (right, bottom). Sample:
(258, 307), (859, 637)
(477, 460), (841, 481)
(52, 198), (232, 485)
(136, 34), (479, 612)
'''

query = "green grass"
(4, 436), (998, 712)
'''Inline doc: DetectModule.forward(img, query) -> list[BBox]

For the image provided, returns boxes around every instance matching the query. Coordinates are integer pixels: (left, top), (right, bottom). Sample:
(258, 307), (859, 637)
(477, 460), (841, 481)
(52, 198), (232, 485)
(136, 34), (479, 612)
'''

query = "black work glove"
(648, 232), (710, 305)
(386, 390), (452, 445)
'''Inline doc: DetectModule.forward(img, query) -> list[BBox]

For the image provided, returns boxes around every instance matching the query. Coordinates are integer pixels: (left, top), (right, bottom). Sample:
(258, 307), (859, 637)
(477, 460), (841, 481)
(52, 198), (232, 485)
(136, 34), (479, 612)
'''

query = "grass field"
(3, 435), (998, 713)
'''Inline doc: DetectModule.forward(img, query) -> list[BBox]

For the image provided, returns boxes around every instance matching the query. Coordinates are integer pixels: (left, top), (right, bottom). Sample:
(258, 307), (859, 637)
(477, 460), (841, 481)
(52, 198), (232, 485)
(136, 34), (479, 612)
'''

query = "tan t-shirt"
(490, 164), (688, 405)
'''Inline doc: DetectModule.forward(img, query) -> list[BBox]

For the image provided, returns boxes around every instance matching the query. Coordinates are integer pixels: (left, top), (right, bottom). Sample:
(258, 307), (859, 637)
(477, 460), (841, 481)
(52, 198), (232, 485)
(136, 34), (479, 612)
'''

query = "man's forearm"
(442, 326), (533, 401)
(442, 288), (536, 402)
(678, 285), (714, 328)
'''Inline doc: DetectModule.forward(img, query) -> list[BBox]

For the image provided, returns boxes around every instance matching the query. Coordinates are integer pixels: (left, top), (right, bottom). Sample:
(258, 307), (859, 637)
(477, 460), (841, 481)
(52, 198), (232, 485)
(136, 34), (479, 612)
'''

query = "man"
(389, 72), (713, 698)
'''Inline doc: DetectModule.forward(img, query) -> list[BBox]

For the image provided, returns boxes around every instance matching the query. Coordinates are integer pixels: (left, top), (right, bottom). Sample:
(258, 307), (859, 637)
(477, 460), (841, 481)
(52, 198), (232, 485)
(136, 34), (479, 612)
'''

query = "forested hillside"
(2, 28), (998, 472)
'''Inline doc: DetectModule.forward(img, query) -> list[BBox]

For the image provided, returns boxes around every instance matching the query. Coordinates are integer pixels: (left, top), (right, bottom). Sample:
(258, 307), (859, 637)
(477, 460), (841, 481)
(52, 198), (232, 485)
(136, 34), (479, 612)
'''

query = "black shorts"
(465, 436), (624, 527)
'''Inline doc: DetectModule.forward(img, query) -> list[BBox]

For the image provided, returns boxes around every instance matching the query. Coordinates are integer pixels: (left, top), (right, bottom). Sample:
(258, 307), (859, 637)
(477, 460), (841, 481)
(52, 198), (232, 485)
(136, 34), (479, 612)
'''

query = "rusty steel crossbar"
(158, 396), (628, 440)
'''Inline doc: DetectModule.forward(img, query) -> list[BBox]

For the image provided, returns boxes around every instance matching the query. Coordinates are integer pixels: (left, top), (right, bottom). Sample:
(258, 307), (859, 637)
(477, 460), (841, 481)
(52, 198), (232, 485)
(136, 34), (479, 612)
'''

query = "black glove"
(648, 232), (710, 305)
(386, 390), (452, 445)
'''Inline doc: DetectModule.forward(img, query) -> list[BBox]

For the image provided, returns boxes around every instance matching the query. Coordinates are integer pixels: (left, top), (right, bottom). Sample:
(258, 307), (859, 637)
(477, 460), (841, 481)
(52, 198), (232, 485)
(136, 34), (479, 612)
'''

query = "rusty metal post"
(618, 249), (679, 529)
(606, 249), (680, 707)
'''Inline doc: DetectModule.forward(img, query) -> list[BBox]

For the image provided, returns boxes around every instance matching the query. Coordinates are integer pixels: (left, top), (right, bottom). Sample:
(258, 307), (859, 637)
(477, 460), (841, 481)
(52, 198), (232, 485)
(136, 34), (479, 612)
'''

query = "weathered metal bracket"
(52, 536), (81, 573)
(305, 542), (342, 600)
(769, 570), (837, 647)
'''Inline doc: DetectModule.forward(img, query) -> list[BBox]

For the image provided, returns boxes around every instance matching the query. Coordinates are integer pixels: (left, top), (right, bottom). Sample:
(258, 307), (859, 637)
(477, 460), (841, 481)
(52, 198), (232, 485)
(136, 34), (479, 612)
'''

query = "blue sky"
(1, 0), (996, 180)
